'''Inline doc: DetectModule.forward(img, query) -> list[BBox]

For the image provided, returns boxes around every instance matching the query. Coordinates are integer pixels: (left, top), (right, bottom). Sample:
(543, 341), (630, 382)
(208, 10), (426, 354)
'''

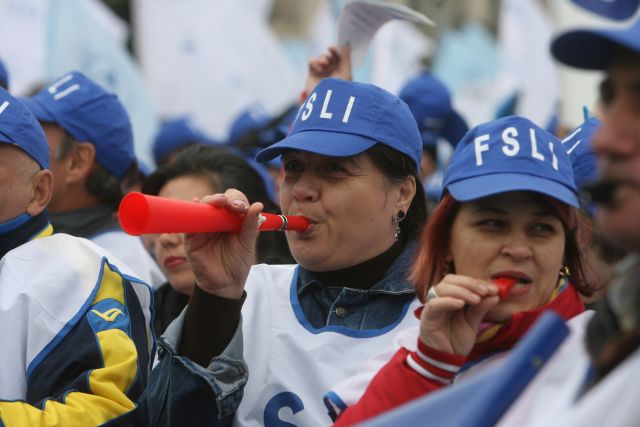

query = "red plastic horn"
(118, 192), (309, 236)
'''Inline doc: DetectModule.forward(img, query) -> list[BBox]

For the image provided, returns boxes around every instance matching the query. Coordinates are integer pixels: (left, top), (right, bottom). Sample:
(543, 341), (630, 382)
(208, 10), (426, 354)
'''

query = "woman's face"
(448, 192), (566, 322)
(280, 151), (414, 272)
(155, 175), (215, 295)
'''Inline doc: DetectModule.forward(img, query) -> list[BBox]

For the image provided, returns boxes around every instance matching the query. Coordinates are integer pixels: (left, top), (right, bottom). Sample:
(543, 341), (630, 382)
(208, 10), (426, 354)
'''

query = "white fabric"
(91, 230), (165, 289)
(133, 0), (298, 141)
(0, 234), (153, 399)
(497, 310), (640, 427)
(234, 264), (421, 427)
(330, 324), (419, 409)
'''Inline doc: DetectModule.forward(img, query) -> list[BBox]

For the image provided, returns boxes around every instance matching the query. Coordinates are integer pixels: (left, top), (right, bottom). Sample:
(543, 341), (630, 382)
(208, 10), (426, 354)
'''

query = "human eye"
(529, 221), (560, 236)
(283, 158), (303, 173)
(476, 218), (505, 230)
(322, 161), (350, 177)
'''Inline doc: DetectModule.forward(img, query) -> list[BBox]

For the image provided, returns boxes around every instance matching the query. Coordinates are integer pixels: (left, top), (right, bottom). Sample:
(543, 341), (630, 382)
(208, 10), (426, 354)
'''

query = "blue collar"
(298, 240), (417, 295)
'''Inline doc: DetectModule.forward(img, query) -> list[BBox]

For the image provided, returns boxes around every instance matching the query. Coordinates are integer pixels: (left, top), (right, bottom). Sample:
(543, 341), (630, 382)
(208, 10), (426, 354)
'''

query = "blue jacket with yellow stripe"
(0, 225), (155, 426)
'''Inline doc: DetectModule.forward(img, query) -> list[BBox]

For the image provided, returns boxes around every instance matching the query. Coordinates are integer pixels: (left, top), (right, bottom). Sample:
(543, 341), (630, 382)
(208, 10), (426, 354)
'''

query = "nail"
(232, 199), (246, 208)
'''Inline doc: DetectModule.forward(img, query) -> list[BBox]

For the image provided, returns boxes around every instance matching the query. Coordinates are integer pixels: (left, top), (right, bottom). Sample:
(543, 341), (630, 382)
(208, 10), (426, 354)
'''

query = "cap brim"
(551, 26), (640, 70)
(255, 130), (378, 163)
(19, 97), (57, 123)
(447, 173), (579, 207)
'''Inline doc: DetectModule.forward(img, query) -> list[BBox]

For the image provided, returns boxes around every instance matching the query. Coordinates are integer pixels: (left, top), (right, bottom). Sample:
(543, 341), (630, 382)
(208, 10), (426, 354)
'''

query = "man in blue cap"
(491, 17), (640, 426)
(0, 87), (154, 425)
(21, 72), (165, 289)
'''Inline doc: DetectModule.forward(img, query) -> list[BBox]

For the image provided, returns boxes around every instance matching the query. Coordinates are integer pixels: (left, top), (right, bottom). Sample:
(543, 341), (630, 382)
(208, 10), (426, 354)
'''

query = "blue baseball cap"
(551, 18), (640, 70)
(571, 0), (640, 21)
(256, 78), (422, 170)
(228, 103), (272, 145)
(153, 116), (214, 165)
(562, 116), (600, 190)
(0, 59), (8, 89)
(21, 72), (135, 178)
(398, 72), (468, 148)
(0, 88), (49, 169)
(443, 116), (579, 207)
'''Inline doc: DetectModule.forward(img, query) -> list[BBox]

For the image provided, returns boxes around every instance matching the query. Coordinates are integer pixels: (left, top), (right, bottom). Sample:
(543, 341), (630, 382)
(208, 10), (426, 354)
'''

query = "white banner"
(0, 0), (47, 95)
(133, 0), (298, 141)
(496, 0), (559, 129)
(47, 0), (158, 166)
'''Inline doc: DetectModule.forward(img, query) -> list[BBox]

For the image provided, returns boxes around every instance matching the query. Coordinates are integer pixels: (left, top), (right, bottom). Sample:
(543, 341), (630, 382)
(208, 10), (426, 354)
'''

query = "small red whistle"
(493, 277), (517, 300)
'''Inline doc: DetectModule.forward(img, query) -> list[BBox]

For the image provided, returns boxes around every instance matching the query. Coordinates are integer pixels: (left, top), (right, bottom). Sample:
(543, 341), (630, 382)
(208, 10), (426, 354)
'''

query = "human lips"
(163, 256), (187, 269)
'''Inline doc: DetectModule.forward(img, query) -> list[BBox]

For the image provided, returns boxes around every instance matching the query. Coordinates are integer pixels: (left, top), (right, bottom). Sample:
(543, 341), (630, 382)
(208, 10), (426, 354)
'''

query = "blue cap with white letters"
(21, 71), (135, 179)
(443, 116), (579, 207)
(551, 18), (640, 70)
(255, 78), (422, 170)
(0, 87), (49, 169)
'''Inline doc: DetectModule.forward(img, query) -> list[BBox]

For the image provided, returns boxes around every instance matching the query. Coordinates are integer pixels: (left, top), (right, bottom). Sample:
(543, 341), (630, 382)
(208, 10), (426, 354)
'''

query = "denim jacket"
(142, 242), (417, 426)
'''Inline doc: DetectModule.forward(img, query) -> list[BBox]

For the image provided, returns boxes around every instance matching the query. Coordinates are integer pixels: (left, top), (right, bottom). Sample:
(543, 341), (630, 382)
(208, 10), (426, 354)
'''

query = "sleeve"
(0, 261), (152, 427)
(138, 309), (249, 427)
(332, 340), (466, 426)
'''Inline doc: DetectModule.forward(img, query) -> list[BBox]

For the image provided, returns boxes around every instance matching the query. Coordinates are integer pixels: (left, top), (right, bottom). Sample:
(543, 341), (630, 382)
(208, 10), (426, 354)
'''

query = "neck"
(48, 184), (103, 213)
(310, 234), (406, 290)
(0, 211), (50, 259)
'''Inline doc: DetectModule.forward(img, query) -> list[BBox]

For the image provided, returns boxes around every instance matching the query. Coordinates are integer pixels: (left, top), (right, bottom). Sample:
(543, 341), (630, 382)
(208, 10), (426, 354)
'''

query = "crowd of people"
(0, 3), (639, 426)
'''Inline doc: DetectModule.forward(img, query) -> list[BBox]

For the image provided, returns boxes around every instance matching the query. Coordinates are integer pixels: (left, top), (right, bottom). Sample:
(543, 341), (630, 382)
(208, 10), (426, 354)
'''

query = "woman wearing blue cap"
(140, 144), (294, 336)
(329, 115), (595, 425)
(145, 50), (429, 425)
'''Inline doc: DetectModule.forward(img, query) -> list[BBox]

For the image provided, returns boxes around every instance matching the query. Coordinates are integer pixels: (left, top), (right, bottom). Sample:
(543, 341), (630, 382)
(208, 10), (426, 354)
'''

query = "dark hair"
(56, 134), (125, 209)
(142, 144), (294, 264)
(365, 144), (428, 240)
(411, 193), (594, 302)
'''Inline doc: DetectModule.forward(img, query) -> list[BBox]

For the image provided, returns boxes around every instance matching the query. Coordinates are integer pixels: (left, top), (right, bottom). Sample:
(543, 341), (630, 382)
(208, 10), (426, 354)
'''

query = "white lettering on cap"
(501, 127), (519, 157)
(474, 134), (490, 165)
(343, 96), (355, 123)
(300, 90), (356, 124)
(530, 128), (545, 162)
(320, 90), (333, 119)
(301, 92), (316, 121)
(548, 142), (559, 171)
(0, 100), (9, 115)
(48, 74), (80, 101)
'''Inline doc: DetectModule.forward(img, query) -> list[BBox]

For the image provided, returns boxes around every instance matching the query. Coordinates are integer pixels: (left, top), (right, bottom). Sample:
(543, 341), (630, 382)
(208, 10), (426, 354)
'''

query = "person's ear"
(25, 169), (53, 216)
(395, 175), (416, 213)
(65, 142), (96, 184)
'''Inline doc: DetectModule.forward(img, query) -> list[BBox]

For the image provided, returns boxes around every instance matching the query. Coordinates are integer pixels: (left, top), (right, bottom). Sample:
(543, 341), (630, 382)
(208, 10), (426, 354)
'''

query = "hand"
(419, 275), (500, 356)
(304, 45), (352, 96)
(184, 189), (263, 300)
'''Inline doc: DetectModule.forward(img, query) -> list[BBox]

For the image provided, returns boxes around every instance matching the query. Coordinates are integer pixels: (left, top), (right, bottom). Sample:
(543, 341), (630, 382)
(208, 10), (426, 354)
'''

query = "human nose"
(291, 172), (320, 203)
(157, 231), (182, 248)
(500, 233), (533, 261)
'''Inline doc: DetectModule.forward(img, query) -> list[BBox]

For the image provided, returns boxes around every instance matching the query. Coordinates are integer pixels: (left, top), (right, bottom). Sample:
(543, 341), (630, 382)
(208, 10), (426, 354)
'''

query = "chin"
(170, 280), (195, 296)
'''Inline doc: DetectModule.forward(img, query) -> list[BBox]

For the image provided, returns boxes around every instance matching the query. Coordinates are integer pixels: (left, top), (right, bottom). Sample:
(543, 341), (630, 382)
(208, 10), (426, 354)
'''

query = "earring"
(559, 266), (571, 278)
(393, 210), (405, 242)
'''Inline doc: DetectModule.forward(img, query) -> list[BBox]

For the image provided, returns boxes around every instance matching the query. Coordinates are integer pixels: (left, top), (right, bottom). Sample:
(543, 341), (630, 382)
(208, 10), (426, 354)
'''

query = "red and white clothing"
(329, 282), (585, 426)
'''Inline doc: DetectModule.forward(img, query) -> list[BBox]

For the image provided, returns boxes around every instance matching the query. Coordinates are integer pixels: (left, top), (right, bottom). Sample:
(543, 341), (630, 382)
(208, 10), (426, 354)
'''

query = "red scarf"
(467, 283), (584, 361)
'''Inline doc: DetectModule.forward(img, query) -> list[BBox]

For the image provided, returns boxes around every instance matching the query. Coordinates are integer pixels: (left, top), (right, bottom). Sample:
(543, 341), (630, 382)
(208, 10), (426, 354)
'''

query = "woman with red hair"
(328, 115), (595, 425)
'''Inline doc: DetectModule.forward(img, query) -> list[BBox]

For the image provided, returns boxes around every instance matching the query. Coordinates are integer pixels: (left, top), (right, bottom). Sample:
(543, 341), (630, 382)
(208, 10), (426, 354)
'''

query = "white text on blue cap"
(301, 89), (356, 124)
(474, 126), (559, 171)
